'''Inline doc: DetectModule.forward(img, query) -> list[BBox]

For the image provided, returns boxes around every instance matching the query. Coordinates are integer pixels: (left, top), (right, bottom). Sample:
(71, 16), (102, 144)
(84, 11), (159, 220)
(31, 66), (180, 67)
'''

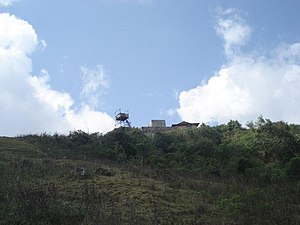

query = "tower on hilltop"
(115, 109), (131, 128)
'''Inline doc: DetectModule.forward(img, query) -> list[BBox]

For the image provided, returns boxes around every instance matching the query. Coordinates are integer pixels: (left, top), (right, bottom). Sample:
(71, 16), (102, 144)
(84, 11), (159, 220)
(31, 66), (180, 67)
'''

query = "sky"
(1, 0), (300, 136)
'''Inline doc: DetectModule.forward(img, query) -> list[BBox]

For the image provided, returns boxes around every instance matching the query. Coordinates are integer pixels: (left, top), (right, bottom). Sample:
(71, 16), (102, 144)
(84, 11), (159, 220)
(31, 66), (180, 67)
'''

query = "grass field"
(0, 136), (299, 224)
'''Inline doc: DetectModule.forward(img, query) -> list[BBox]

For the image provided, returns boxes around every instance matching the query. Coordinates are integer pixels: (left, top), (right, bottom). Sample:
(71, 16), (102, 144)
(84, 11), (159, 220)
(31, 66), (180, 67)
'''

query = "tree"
(256, 121), (297, 163)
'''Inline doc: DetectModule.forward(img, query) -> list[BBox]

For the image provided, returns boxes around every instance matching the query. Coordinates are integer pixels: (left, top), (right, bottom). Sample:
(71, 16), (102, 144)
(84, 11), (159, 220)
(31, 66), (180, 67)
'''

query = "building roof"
(171, 121), (199, 127)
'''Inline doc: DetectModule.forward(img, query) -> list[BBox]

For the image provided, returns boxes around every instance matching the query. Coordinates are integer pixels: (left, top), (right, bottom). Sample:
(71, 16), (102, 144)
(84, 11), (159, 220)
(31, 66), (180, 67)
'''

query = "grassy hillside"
(0, 118), (300, 224)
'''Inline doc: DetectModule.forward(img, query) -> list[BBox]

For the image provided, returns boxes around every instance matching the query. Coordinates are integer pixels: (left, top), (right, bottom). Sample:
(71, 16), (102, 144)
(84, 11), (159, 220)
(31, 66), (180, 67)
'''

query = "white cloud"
(80, 65), (109, 109)
(0, 13), (115, 136)
(0, 0), (18, 7)
(0, 13), (37, 54)
(28, 70), (74, 116)
(39, 39), (47, 51)
(177, 9), (300, 125)
(215, 8), (251, 56)
(66, 105), (115, 134)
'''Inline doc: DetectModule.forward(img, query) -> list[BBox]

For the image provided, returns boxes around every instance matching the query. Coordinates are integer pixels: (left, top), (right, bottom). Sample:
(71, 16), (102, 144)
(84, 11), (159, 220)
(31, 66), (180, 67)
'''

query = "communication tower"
(115, 109), (131, 128)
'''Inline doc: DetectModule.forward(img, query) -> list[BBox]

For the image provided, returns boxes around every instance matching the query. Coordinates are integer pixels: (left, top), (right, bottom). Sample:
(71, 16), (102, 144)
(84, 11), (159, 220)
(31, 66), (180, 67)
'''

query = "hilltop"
(0, 117), (299, 224)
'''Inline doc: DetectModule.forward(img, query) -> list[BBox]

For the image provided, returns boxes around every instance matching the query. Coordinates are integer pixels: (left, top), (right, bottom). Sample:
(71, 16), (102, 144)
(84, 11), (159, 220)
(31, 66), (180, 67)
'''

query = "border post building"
(141, 119), (170, 133)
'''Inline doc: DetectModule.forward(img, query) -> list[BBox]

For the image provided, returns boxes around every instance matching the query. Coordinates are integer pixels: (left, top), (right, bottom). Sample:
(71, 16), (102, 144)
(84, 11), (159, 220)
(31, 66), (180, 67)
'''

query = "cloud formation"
(177, 9), (300, 125)
(0, 13), (115, 136)
(80, 65), (109, 109)
(0, 0), (18, 7)
(215, 8), (251, 56)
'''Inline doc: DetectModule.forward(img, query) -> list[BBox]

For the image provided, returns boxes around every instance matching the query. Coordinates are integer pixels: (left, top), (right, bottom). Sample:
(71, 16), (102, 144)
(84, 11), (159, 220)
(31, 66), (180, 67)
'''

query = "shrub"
(286, 157), (300, 179)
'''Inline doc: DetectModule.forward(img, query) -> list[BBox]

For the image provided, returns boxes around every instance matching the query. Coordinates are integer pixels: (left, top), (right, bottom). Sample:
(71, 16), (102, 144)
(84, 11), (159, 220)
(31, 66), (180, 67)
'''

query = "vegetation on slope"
(0, 116), (299, 224)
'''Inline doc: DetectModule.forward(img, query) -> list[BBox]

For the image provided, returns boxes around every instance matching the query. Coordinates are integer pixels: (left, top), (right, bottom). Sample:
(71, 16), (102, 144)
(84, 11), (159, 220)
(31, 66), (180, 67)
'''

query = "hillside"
(0, 117), (300, 224)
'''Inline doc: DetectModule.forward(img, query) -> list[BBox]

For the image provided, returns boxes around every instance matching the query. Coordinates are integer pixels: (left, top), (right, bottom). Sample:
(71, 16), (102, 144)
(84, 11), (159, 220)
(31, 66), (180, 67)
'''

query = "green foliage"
(218, 193), (242, 215)
(1, 119), (300, 225)
(256, 121), (298, 163)
(286, 157), (300, 179)
(15, 117), (300, 182)
(224, 120), (243, 133)
(153, 132), (174, 153)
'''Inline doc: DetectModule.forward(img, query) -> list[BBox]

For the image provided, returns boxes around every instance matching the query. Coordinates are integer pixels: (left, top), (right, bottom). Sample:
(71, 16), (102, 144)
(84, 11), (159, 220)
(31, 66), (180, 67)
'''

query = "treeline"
(19, 116), (300, 183)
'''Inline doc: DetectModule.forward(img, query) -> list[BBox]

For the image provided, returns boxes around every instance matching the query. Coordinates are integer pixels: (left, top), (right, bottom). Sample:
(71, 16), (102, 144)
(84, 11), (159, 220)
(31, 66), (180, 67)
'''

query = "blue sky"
(1, 0), (300, 135)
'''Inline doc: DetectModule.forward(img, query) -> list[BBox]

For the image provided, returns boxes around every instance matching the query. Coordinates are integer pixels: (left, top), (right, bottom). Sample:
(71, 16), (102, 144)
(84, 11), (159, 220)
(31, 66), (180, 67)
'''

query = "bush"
(286, 157), (300, 179)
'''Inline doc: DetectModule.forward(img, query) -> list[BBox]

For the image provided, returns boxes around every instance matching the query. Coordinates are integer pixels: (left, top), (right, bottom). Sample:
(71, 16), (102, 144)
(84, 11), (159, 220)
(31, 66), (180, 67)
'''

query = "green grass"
(0, 137), (45, 161)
